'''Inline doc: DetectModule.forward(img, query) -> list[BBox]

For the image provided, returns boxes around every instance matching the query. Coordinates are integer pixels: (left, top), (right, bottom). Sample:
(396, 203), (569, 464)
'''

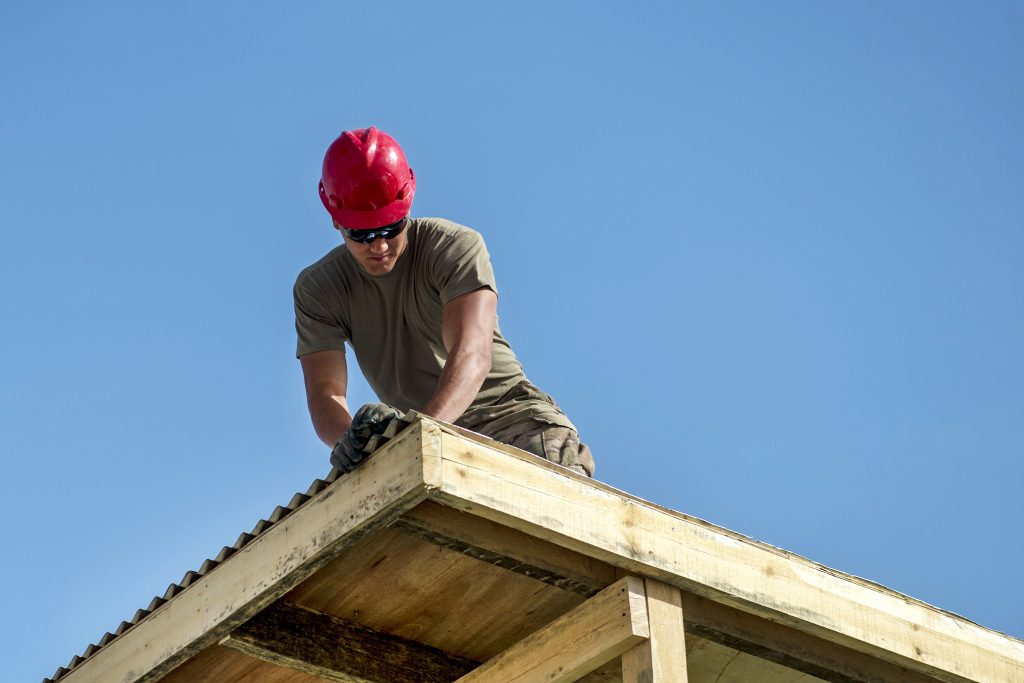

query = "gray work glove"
(330, 402), (403, 473)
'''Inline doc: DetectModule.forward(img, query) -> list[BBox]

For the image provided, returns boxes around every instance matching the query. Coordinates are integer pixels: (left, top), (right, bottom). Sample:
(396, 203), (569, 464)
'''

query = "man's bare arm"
(421, 287), (496, 423)
(299, 349), (352, 446)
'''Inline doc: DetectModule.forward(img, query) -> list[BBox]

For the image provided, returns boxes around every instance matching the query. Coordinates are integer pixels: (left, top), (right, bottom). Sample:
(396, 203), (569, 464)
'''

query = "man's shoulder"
(412, 217), (487, 254)
(294, 243), (349, 291)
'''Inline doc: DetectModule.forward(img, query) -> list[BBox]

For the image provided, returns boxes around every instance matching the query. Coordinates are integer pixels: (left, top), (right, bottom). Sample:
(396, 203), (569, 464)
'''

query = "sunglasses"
(342, 219), (407, 244)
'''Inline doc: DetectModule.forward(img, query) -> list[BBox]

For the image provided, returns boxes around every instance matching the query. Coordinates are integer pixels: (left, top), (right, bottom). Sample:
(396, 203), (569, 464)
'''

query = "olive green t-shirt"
(293, 217), (527, 413)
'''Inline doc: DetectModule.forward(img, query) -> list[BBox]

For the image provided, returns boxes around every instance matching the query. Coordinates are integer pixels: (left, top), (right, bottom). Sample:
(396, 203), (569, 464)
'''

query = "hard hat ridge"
(319, 126), (415, 229)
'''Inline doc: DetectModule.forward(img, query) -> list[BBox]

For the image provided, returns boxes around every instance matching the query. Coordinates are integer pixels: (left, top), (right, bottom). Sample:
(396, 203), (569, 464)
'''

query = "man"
(294, 126), (595, 478)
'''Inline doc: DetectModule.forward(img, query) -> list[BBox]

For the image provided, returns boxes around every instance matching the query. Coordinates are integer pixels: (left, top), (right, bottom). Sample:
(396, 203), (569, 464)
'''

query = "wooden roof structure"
(52, 416), (1024, 683)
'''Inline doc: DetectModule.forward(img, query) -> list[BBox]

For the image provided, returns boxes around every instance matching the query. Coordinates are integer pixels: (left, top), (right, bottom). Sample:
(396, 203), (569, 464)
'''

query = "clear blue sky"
(2, 3), (1022, 680)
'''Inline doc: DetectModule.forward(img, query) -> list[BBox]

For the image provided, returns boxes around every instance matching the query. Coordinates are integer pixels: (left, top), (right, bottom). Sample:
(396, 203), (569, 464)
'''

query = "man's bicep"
(441, 287), (497, 353)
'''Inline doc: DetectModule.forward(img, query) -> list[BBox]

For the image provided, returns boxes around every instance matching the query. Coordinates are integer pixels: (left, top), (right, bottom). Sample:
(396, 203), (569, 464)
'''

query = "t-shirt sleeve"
(431, 228), (498, 304)
(293, 277), (350, 358)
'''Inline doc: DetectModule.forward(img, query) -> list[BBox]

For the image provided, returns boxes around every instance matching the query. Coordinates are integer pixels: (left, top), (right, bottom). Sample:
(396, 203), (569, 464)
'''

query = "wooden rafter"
(221, 601), (476, 683)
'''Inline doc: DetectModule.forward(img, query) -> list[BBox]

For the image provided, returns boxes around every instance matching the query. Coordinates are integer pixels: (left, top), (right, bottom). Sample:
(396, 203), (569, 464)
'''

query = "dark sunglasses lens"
(380, 220), (405, 238)
(345, 220), (405, 244)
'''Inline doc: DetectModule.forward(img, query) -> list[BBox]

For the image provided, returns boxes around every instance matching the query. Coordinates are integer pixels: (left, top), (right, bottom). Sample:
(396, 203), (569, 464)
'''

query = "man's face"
(336, 218), (410, 276)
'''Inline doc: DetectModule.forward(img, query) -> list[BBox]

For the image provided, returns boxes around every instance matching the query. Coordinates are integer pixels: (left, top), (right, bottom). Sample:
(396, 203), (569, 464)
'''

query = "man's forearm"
(308, 395), (353, 447)
(421, 346), (490, 423)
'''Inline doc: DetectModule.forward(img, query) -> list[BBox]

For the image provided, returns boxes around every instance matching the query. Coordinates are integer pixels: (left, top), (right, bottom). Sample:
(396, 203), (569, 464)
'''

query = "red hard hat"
(318, 127), (416, 230)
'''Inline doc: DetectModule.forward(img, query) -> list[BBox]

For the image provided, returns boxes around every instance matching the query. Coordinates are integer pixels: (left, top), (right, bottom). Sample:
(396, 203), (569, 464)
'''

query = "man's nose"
(368, 236), (389, 253)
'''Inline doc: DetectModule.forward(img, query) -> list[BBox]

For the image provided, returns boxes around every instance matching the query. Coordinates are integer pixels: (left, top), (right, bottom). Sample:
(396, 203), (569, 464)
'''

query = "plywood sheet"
(284, 525), (586, 662)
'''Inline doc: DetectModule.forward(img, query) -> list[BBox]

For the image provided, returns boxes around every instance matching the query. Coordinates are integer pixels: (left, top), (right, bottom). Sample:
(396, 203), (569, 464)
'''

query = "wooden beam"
(421, 420), (1024, 683)
(395, 500), (616, 596)
(60, 420), (441, 683)
(221, 601), (476, 682)
(681, 591), (942, 683)
(455, 575), (651, 683)
(622, 578), (688, 682)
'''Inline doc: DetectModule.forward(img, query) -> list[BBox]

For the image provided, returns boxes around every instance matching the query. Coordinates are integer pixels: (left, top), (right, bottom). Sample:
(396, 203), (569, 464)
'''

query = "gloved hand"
(330, 403), (403, 473)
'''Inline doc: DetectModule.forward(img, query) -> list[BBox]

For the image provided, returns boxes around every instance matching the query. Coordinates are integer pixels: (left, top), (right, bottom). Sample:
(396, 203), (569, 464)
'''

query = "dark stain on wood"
(223, 601), (478, 683)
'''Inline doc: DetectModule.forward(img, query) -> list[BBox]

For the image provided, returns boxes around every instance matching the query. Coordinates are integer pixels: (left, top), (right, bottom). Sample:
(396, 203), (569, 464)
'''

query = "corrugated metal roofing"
(43, 417), (411, 683)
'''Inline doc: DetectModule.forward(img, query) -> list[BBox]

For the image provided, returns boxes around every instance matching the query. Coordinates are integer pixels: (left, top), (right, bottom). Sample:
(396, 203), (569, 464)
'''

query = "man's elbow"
(468, 344), (492, 382)
(450, 341), (491, 379)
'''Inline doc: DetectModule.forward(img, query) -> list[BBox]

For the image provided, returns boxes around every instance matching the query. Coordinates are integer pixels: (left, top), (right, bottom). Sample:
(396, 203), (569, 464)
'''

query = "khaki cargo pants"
(457, 380), (596, 478)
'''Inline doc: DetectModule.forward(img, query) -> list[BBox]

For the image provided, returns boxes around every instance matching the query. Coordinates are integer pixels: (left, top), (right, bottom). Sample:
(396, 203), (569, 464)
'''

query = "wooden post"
(622, 578), (688, 682)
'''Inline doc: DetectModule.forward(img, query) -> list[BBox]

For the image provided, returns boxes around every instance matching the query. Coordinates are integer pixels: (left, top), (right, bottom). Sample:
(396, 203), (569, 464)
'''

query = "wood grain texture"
(422, 422), (1024, 683)
(622, 642), (656, 683)
(397, 500), (617, 595)
(621, 579), (688, 683)
(681, 591), (943, 683)
(221, 601), (476, 682)
(649, 579), (689, 680)
(455, 576), (651, 683)
(282, 526), (585, 662)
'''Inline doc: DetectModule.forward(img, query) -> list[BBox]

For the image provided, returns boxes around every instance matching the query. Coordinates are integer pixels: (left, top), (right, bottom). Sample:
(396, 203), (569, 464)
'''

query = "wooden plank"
(60, 420), (440, 683)
(221, 601), (476, 682)
(422, 423), (1024, 683)
(646, 579), (688, 678)
(681, 591), (942, 683)
(623, 579), (688, 682)
(622, 643), (655, 683)
(396, 500), (617, 595)
(281, 526), (586, 663)
(455, 576), (651, 683)
(622, 579), (688, 682)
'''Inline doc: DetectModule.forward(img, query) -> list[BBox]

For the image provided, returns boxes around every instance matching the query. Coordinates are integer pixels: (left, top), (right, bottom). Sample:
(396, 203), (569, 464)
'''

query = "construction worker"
(294, 126), (595, 478)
